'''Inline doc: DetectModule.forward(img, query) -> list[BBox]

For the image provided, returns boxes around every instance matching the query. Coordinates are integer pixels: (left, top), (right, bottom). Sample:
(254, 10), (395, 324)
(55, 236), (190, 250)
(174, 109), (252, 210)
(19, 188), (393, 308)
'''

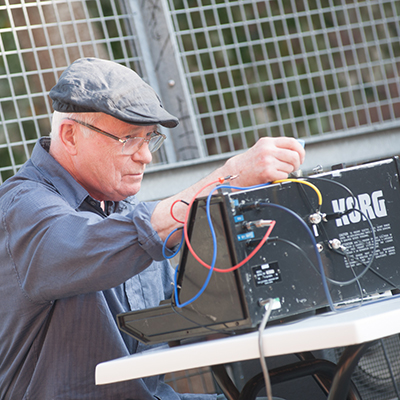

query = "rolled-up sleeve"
(132, 201), (171, 261)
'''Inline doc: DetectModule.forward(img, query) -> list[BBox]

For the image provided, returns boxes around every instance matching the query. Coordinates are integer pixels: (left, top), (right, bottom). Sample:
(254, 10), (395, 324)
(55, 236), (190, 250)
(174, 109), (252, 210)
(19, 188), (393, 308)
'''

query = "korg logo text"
(331, 190), (387, 227)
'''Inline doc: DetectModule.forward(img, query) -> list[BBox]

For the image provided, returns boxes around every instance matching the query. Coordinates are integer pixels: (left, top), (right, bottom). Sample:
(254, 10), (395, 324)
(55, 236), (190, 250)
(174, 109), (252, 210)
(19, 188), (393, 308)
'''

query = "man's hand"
(152, 137), (305, 244)
(224, 137), (305, 187)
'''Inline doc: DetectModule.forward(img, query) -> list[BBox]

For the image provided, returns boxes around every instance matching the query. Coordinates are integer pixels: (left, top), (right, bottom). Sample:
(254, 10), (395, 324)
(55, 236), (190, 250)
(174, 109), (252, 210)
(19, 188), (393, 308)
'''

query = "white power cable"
(258, 299), (274, 400)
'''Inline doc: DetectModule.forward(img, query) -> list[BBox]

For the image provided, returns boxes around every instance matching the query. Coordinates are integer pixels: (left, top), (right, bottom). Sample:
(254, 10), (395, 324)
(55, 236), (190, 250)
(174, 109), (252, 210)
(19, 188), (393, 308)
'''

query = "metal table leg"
(238, 359), (339, 400)
(213, 342), (374, 400)
(211, 364), (240, 400)
(327, 341), (375, 400)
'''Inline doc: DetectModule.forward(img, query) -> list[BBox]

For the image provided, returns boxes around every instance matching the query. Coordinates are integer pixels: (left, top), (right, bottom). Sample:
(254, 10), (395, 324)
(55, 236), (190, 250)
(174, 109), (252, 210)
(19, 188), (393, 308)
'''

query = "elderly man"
(0, 58), (304, 399)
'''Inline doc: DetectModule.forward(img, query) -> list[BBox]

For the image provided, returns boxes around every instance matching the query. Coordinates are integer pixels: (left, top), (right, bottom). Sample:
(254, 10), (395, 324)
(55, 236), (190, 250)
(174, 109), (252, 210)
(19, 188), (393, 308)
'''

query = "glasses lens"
(148, 134), (164, 152)
(122, 138), (142, 155)
(121, 133), (165, 155)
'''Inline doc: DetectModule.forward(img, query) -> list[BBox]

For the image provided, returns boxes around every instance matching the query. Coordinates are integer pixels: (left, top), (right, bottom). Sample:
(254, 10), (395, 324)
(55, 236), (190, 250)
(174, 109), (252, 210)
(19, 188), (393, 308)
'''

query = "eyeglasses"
(65, 118), (166, 155)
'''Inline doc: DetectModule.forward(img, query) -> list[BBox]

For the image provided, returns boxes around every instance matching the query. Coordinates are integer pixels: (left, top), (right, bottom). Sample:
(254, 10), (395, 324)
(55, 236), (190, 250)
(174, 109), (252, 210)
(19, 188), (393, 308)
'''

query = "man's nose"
(131, 142), (153, 164)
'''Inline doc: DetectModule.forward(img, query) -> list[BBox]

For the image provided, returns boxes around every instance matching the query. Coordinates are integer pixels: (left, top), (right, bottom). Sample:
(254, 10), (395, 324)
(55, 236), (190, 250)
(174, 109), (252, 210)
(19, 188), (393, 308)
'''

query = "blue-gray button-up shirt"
(0, 138), (216, 400)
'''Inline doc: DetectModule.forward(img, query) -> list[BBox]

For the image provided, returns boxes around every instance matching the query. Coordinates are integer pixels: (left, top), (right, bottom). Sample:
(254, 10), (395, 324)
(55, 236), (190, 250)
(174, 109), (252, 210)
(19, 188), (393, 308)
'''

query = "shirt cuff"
(132, 201), (178, 261)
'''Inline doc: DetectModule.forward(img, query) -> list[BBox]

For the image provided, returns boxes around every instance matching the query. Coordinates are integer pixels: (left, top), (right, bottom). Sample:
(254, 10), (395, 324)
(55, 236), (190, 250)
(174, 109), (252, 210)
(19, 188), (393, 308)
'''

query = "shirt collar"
(31, 137), (91, 210)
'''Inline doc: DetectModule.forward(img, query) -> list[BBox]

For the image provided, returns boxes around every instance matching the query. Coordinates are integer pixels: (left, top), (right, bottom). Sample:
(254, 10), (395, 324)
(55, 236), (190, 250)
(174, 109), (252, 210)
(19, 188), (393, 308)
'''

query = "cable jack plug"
(309, 211), (326, 225)
(243, 219), (274, 230)
(218, 174), (239, 184)
(324, 208), (354, 221)
(329, 238), (346, 251)
(258, 297), (281, 310)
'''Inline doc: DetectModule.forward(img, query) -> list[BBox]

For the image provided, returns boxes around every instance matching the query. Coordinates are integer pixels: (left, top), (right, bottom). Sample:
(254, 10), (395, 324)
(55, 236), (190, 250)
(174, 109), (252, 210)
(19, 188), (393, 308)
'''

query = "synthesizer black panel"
(118, 157), (400, 343)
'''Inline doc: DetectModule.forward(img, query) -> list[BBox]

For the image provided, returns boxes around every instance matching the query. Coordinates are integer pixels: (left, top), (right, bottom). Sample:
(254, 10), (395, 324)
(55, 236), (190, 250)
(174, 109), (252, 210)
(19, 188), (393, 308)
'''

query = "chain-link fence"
(0, 0), (146, 183)
(167, 0), (400, 157)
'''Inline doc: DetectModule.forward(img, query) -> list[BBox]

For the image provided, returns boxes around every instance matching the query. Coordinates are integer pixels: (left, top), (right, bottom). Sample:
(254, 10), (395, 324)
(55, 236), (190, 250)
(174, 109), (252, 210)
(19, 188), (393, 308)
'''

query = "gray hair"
(50, 111), (102, 141)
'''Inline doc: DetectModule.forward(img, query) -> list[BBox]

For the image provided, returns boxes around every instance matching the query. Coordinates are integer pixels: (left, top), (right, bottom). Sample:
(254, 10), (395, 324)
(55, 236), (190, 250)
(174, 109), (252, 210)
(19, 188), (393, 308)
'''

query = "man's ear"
(59, 120), (78, 155)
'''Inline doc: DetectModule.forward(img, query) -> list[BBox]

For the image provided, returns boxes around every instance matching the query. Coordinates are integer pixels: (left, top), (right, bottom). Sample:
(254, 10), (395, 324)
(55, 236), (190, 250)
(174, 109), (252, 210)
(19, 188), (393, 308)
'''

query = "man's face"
(69, 115), (155, 201)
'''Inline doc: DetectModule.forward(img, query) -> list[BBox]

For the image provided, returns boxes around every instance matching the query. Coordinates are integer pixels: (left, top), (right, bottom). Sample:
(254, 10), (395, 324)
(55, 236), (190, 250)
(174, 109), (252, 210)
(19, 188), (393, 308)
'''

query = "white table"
(96, 296), (400, 399)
